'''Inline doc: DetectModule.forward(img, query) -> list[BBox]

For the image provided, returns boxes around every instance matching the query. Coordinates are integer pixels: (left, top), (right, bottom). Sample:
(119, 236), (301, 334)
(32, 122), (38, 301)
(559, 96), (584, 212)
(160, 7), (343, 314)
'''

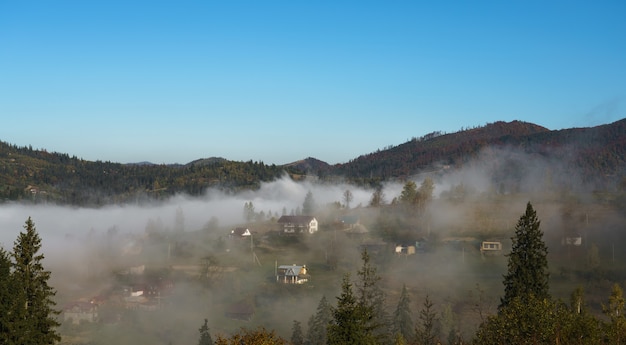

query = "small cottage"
(480, 241), (503, 255)
(276, 264), (309, 284)
(395, 244), (416, 255)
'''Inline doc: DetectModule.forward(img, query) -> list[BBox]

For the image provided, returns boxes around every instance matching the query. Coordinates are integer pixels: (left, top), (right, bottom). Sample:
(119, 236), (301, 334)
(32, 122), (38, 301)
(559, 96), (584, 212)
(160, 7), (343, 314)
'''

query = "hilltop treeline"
(1, 119), (625, 205)
(332, 119), (626, 183)
(0, 143), (286, 205)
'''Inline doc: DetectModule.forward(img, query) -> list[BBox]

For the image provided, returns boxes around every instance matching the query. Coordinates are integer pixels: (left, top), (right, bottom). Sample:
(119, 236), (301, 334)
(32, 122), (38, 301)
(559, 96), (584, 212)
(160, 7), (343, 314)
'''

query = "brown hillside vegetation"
(1, 119), (625, 205)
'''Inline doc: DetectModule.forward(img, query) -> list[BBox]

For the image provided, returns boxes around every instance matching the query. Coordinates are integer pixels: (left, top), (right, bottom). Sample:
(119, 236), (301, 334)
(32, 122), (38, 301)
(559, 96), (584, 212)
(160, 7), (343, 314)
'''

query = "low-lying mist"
(0, 145), (623, 343)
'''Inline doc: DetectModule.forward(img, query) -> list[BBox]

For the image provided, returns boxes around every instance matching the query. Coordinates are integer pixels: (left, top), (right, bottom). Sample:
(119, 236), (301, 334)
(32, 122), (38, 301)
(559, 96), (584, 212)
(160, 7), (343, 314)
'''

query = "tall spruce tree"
(392, 284), (414, 342)
(9, 217), (61, 345)
(291, 320), (304, 345)
(0, 247), (12, 343)
(356, 249), (389, 343)
(306, 295), (332, 345)
(474, 203), (556, 344)
(302, 190), (316, 215)
(500, 202), (549, 309)
(399, 181), (419, 206)
(415, 294), (439, 345)
(328, 274), (374, 345)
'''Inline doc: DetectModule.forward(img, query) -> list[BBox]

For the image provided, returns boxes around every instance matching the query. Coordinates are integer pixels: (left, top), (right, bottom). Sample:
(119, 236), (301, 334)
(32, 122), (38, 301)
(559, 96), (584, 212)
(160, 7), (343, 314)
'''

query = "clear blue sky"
(1, 1), (625, 165)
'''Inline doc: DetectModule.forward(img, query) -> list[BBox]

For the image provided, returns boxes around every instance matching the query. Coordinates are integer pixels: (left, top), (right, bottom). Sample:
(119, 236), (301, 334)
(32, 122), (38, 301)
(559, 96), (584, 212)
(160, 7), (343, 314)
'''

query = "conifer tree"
(399, 181), (418, 206)
(243, 202), (255, 222)
(356, 249), (389, 344)
(328, 274), (374, 345)
(0, 247), (12, 343)
(501, 202), (549, 309)
(415, 294), (439, 345)
(291, 320), (304, 345)
(474, 203), (559, 344)
(306, 295), (332, 345)
(302, 191), (316, 215)
(369, 186), (386, 207)
(392, 284), (414, 342)
(198, 318), (213, 345)
(9, 217), (61, 345)
(417, 177), (435, 210)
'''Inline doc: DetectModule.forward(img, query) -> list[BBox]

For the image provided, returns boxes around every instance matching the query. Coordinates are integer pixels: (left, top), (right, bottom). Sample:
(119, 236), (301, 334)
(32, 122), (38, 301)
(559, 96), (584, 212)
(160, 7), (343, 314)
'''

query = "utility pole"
(250, 234), (261, 267)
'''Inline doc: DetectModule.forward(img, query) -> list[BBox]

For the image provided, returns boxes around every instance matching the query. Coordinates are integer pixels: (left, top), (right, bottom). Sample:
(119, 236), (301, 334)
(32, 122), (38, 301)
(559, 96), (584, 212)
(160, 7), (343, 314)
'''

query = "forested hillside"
(1, 119), (625, 205)
(331, 120), (550, 179)
(0, 145), (286, 205)
(331, 119), (626, 183)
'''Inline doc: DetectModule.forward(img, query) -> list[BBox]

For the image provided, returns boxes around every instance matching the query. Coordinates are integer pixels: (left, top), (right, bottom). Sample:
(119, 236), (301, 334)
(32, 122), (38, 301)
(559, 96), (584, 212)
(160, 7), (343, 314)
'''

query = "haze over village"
(1, 138), (626, 343)
(1, 1), (625, 343)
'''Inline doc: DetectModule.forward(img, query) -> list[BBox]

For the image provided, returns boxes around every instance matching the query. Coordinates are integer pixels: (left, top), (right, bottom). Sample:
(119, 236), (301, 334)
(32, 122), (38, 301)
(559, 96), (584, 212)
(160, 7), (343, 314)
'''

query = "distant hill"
(282, 157), (331, 176)
(330, 120), (550, 178)
(1, 119), (624, 205)
(328, 119), (626, 185)
(185, 157), (228, 167)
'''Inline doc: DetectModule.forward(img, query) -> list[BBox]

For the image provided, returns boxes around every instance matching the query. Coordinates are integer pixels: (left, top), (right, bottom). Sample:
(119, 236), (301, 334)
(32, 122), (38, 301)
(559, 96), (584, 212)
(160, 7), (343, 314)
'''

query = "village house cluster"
(61, 208), (585, 326)
(62, 264), (174, 325)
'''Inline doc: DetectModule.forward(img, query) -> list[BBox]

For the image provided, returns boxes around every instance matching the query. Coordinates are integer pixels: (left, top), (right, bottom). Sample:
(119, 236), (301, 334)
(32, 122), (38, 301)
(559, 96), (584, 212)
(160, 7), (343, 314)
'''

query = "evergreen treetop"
(306, 295), (332, 345)
(6, 217), (61, 345)
(501, 202), (550, 309)
(328, 273), (375, 345)
(0, 248), (12, 344)
(290, 320), (304, 345)
(356, 249), (389, 344)
(392, 284), (414, 343)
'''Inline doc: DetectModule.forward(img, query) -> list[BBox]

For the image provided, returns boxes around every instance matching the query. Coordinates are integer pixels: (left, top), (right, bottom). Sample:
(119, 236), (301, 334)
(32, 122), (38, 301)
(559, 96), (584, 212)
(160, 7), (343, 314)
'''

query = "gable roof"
(277, 215), (316, 224)
(231, 227), (251, 236)
(277, 265), (306, 276)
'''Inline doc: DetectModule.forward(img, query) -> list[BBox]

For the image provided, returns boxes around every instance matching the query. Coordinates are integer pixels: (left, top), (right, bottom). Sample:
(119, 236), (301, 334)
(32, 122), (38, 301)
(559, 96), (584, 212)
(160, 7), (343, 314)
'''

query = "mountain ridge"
(1, 118), (624, 205)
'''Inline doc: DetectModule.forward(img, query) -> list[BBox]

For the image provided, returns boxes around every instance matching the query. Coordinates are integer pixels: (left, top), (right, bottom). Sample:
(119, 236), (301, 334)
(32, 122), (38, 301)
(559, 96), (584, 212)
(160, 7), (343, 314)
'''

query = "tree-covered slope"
(1, 118), (625, 205)
(329, 119), (626, 184)
(0, 143), (287, 205)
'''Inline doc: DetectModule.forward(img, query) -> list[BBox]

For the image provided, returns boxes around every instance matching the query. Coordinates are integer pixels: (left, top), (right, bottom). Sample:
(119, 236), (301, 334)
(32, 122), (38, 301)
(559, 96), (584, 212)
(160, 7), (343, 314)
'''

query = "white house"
(277, 216), (318, 234)
(480, 241), (503, 255)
